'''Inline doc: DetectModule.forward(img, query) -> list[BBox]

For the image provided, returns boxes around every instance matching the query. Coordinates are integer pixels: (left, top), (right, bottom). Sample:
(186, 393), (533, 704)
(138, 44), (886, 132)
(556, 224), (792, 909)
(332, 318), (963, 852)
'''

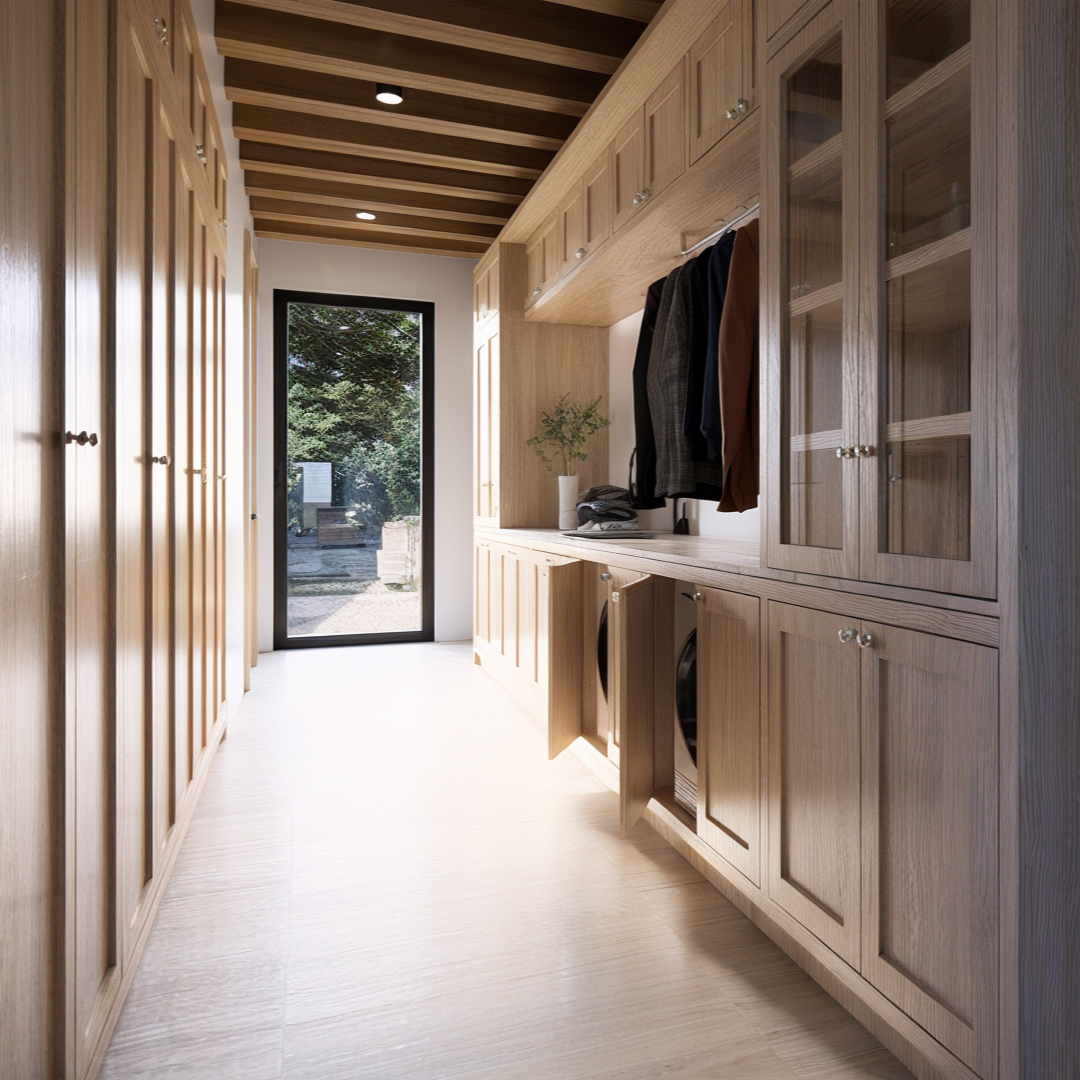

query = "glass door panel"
(768, 1), (859, 578)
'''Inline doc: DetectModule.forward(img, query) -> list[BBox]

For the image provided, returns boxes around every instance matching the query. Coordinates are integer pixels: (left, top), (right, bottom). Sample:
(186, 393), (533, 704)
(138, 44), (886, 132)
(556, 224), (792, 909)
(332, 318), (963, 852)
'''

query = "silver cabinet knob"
(195, 144), (207, 165)
(838, 628), (857, 643)
(857, 632), (874, 648)
(600, 572), (612, 581)
(725, 98), (749, 120)
(574, 247), (586, 260)
(152, 454), (171, 466)
(532, 285), (542, 296)
(835, 445), (855, 458)
(632, 188), (651, 205)
(66, 430), (98, 447)
(854, 445), (876, 457)
(693, 591), (703, 602)
(154, 16), (168, 45)
(479, 309), (488, 319)
(217, 473), (227, 481)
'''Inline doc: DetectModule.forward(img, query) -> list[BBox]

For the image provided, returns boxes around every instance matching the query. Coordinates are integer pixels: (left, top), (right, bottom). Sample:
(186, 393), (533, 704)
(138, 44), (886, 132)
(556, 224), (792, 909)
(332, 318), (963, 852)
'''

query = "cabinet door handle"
(838, 627), (857, 643)
(835, 445), (855, 458)
(153, 16), (169, 46)
(195, 144), (207, 166)
(857, 632), (874, 648)
(600, 572), (612, 581)
(532, 286), (542, 296)
(632, 188), (651, 205)
(725, 98), (748, 120)
(66, 430), (99, 447)
(693, 591), (704, 602)
(151, 454), (171, 466)
(854, 445), (876, 457)
(574, 247), (587, 260)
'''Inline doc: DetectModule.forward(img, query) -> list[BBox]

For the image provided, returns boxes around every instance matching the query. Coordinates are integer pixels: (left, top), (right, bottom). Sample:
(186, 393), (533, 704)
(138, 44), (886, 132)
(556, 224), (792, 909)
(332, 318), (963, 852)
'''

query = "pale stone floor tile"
(100, 643), (914, 1080)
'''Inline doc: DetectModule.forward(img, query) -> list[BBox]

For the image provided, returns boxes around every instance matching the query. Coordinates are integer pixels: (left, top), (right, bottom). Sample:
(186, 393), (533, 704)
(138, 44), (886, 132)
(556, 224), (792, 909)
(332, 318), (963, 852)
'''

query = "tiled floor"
(99, 642), (915, 1080)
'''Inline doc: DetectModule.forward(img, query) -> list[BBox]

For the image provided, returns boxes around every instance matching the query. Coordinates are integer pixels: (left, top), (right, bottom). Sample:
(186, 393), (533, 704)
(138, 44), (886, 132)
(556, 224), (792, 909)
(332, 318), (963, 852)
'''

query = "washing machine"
(672, 582), (699, 818)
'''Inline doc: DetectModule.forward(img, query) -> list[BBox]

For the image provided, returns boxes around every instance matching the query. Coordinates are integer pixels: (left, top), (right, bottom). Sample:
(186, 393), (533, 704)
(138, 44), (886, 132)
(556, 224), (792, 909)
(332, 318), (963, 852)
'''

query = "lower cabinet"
(766, 601), (999, 1077)
(696, 587), (762, 886)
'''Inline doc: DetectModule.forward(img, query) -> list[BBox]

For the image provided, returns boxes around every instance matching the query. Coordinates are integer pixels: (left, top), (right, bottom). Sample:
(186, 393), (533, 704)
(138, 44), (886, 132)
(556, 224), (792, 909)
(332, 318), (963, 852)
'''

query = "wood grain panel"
(244, 172), (515, 222)
(249, 198), (501, 241)
(541, 555), (585, 758)
(688, 0), (753, 163)
(766, 602), (861, 968)
(860, 622), (998, 1077)
(232, 103), (553, 177)
(611, 574), (657, 833)
(612, 107), (646, 230)
(697, 587), (761, 885)
(643, 57), (688, 199)
(240, 141), (533, 200)
(543, 0), (662, 19)
(215, 2), (605, 114)
(221, 0), (633, 72)
(224, 59), (577, 146)
(254, 219), (489, 256)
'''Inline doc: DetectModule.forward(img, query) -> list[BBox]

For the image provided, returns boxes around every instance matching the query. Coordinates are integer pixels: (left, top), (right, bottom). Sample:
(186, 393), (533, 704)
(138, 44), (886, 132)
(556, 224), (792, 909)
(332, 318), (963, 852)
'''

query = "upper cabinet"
(689, 0), (755, 163)
(763, 0), (995, 597)
(644, 58), (689, 201)
(612, 108), (649, 231)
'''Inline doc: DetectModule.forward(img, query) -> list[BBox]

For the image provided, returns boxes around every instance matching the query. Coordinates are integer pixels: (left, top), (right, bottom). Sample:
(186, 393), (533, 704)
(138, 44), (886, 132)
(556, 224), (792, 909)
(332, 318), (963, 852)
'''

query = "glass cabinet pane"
(782, 32), (845, 552)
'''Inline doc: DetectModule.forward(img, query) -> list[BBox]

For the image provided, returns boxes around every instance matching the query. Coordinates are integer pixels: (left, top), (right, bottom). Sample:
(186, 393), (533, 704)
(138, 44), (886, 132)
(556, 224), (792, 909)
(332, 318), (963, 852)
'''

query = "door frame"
(273, 288), (435, 649)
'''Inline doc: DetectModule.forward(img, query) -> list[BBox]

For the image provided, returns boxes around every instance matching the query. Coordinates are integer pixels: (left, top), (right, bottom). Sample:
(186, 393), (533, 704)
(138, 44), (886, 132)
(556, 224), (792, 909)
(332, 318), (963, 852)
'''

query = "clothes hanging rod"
(680, 202), (760, 257)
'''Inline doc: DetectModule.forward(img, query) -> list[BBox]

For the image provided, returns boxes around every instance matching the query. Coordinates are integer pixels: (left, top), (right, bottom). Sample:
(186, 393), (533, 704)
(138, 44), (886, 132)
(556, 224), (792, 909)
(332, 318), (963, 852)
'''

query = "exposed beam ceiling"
(217, 0), (660, 255)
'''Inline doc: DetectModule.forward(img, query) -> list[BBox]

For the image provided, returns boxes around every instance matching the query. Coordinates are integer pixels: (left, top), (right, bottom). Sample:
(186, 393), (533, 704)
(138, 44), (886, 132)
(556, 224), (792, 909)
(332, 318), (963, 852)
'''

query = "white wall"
(189, 0), (255, 720)
(256, 241), (476, 648)
(608, 308), (761, 540)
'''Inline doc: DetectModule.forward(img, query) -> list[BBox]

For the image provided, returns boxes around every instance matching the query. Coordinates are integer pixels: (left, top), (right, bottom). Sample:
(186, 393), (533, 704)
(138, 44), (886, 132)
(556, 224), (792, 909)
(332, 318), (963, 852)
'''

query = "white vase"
(558, 474), (579, 530)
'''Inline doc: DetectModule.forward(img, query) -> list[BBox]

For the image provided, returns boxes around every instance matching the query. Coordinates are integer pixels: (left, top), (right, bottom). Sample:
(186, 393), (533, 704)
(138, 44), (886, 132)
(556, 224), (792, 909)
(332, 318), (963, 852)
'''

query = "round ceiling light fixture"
(375, 83), (404, 105)
(356, 211), (377, 220)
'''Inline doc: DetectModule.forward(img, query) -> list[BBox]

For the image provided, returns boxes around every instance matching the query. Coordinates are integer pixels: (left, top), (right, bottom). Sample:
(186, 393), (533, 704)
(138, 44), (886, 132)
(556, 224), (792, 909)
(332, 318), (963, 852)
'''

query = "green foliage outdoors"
(286, 303), (421, 527)
(528, 394), (610, 475)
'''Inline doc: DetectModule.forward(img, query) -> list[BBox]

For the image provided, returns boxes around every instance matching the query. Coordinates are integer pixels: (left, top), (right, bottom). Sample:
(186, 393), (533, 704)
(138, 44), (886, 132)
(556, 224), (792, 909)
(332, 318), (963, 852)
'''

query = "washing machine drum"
(676, 629), (697, 764)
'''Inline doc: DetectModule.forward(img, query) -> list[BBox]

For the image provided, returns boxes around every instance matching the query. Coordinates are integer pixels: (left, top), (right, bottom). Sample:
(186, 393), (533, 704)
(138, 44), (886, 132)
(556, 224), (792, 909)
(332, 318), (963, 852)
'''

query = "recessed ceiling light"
(356, 211), (376, 221)
(375, 83), (403, 105)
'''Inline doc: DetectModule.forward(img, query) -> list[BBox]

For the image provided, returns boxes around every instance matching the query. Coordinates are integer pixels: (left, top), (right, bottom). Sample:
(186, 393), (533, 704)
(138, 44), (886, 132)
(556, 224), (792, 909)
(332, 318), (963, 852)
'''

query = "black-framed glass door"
(273, 290), (435, 647)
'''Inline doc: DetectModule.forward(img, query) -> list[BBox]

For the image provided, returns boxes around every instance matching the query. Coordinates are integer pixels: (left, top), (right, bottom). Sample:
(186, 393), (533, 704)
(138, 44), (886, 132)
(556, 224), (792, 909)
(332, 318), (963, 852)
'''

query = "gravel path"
(288, 586), (421, 637)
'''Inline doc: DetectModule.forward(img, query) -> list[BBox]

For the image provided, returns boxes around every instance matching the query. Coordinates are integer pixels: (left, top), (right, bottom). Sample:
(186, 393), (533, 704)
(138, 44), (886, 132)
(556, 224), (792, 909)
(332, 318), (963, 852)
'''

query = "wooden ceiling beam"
(249, 197), (502, 241)
(221, 0), (629, 74)
(216, 2), (604, 115)
(254, 218), (489, 258)
(240, 141), (532, 202)
(539, 0), (662, 20)
(231, 103), (551, 179)
(243, 171), (515, 223)
(224, 60), (575, 148)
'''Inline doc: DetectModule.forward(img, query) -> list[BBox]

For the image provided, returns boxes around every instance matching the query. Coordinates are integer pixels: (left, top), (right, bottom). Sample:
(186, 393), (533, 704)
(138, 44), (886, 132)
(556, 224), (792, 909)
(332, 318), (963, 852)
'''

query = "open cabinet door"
(544, 557), (584, 759)
(611, 574), (657, 834)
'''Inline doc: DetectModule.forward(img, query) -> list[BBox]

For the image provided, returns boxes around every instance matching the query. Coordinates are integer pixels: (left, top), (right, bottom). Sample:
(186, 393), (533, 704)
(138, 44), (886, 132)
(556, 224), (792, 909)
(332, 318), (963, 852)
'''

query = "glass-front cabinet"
(764, 0), (995, 597)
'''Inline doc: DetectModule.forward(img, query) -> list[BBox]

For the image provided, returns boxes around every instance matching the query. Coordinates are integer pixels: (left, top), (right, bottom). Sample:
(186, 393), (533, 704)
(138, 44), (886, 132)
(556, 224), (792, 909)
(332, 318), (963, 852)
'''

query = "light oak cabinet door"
(689, 0), (755, 163)
(612, 108), (647, 231)
(696, 587), (762, 885)
(474, 256), (499, 326)
(496, 544), (526, 675)
(474, 538), (494, 648)
(534, 553), (584, 760)
(525, 211), (560, 309)
(583, 146), (613, 255)
(644, 58), (688, 200)
(766, 602), (862, 967)
(558, 180), (587, 280)
(610, 573), (658, 834)
(474, 329), (499, 523)
(859, 621), (998, 1077)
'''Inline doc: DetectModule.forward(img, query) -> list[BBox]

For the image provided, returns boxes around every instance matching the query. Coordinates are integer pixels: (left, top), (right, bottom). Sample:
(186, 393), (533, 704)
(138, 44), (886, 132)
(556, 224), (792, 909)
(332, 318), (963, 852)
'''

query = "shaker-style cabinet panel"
(582, 147), (614, 256)
(474, 254), (499, 326)
(525, 211), (561, 309)
(766, 601), (862, 967)
(474, 329), (499, 523)
(612, 108), (648, 231)
(644, 58), (689, 200)
(859, 620), (998, 1078)
(763, 0), (996, 597)
(557, 180), (588, 281)
(689, 0), (755, 163)
(696, 587), (762, 885)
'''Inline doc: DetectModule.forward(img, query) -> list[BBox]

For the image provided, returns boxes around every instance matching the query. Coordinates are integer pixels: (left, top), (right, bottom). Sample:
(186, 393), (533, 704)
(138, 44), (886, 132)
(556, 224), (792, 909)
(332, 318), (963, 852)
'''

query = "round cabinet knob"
(725, 98), (749, 120)
(532, 286), (542, 296)
(838, 627), (857, 643)
(857, 632), (874, 648)
(574, 247), (587, 260)
(152, 454), (171, 466)
(66, 430), (99, 447)
(154, 16), (169, 45)
(600, 572), (612, 582)
(854, 445), (876, 457)
(632, 188), (651, 205)
(693, 591), (704, 602)
(835, 445), (855, 459)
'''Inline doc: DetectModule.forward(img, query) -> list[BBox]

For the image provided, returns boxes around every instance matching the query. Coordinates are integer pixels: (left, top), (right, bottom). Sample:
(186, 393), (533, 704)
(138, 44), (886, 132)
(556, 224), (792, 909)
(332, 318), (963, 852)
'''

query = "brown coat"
(716, 219), (759, 513)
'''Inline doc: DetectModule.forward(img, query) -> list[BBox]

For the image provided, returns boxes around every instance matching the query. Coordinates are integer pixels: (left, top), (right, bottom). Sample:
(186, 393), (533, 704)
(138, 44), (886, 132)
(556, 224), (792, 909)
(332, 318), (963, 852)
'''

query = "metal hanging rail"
(680, 202), (761, 257)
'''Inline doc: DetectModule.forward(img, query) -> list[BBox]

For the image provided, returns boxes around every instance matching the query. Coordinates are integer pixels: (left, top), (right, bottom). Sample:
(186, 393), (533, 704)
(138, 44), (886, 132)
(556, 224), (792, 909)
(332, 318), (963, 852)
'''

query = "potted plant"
(528, 394), (610, 529)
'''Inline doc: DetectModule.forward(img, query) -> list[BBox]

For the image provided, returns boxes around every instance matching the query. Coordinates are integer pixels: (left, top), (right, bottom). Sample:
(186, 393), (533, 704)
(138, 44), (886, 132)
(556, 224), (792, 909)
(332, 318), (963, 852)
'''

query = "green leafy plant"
(528, 394), (610, 475)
